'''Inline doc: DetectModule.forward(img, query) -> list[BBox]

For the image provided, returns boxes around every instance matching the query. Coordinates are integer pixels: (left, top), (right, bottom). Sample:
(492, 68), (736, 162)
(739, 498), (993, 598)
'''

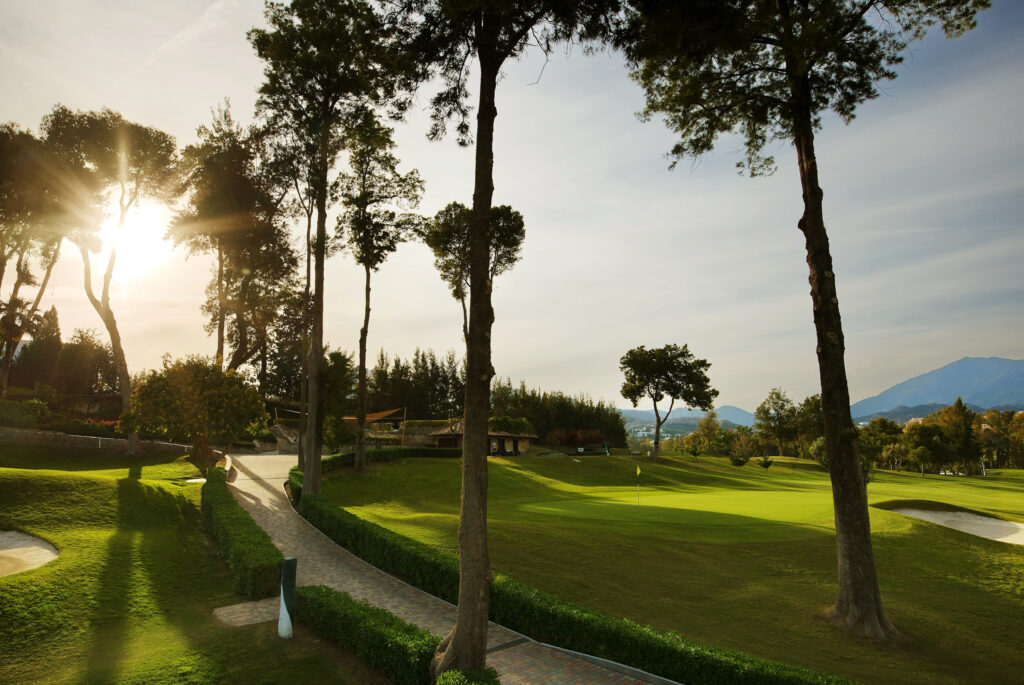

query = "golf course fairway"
(321, 453), (1024, 685)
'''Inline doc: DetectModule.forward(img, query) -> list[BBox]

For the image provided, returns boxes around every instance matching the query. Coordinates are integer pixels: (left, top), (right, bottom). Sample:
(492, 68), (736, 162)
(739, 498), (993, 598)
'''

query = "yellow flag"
(636, 465), (641, 477)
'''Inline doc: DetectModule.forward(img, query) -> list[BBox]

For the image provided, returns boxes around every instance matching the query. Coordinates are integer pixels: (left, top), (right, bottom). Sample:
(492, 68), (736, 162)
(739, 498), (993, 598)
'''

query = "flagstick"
(636, 474), (639, 505)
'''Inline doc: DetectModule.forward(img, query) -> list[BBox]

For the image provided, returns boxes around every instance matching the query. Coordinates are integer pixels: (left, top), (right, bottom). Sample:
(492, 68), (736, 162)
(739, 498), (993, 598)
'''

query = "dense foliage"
(123, 356), (268, 450)
(200, 467), (282, 599)
(491, 378), (627, 448)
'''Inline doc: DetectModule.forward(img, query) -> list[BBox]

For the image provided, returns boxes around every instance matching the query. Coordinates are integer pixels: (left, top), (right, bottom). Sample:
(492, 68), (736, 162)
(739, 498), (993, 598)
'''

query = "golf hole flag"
(636, 464), (641, 504)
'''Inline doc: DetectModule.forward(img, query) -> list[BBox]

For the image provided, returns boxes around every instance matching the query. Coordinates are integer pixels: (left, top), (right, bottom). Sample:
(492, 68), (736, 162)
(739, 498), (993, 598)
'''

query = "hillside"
(620, 405), (754, 427)
(851, 357), (1024, 417)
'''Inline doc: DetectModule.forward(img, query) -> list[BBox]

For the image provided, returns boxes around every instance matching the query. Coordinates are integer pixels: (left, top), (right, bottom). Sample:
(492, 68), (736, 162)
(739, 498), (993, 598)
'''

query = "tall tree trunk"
(79, 244), (134, 452)
(651, 400), (662, 462)
(791, 76), (895, 641)
(298, 201), (313, 473)
(431, 54), (499, 678)
(216, 238), (225, 368)
(355, 264), (371, 472)
(304, 139), (329, 495)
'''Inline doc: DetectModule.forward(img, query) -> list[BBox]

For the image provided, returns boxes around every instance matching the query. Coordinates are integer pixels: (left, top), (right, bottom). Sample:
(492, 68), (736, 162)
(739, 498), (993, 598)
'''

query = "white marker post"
(278, 557), (297, 638)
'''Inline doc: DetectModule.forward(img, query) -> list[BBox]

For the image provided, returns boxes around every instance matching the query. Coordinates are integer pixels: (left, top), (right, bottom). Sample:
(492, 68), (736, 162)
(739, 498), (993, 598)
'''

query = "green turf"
(0, 446), (390, 685)
(320, 453), (1024, 685)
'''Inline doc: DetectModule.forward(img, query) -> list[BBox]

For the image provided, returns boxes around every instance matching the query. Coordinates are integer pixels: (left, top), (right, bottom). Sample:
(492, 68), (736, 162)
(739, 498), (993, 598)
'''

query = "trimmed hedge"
(435, 668), (501, 685)
(297, 492), (849, 685)
(200, 468), (282, 598)
(296, 585), (500, 685)
(288, 449), (463, 504)
(296, 585), (439, 685)
(301, 493), (460, 601)
(322, 447), (463, 474)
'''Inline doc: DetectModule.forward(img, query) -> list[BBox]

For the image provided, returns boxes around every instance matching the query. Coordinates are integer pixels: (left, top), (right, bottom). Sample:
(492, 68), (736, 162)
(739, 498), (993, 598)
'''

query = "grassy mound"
(320, 453), (1024, 685)
(0, 460), (387, 684)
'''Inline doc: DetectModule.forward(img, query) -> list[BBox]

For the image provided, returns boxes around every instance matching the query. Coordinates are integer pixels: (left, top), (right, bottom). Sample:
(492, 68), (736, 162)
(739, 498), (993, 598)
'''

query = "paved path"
(226, 452), (645, 685)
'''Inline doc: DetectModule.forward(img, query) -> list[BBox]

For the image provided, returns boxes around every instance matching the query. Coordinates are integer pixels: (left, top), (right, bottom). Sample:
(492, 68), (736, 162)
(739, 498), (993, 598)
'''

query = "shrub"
(298, 493), (845, 684)
(758, 456), (774, 469)
(296, 585), (439, 685)
(435, 668), (502, 685)
(200, 468), (282, 598)
(0, 399), (53, 427)
(300, 494), (460, 602)
(729, 455), (750, 466)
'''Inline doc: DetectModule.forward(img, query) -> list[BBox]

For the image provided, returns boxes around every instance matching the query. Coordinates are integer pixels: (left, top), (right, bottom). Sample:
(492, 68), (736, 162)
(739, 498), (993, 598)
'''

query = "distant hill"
(854, 402), (1024, 424)
(619, 405), (754, 427)
(851, 357), (1024, 418)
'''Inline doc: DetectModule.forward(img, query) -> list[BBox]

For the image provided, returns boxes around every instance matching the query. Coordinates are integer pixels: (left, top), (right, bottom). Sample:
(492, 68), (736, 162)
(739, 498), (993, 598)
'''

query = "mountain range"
(619, 405), (755, 427)
(850, 357), (1024, 419)
(618, 357), (1024, 428)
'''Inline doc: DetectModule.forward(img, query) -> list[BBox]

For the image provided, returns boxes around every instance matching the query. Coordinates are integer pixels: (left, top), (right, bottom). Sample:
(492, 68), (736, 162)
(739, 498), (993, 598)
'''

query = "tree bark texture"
(297, 204), (313, 473)
(355, 264), (371, 472)
(303, 139), (329, 495)
(791, 76), (896, 641)
(431, 55), (499, 678)
(216, 239), (225, 368)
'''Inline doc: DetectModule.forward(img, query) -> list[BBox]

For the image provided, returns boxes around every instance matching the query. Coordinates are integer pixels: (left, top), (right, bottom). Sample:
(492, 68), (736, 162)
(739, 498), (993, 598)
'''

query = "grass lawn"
(0, 445), (390, 685)
(320, 453), (1024, 685)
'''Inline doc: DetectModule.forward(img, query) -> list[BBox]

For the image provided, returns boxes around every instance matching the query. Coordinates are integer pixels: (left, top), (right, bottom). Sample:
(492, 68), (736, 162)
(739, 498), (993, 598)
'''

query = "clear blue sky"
(1, 1), (1022, 411)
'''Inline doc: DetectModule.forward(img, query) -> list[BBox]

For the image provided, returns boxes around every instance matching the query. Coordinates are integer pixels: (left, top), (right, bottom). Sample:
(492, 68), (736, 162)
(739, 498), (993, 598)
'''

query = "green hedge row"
(321, 447), (463, 474)
(435, 668), (502, 685)
(200, 468), (282, 599)
(297, 492), (847, 685)
(288, 448), (462, 503)
(296, 585), (499, 685)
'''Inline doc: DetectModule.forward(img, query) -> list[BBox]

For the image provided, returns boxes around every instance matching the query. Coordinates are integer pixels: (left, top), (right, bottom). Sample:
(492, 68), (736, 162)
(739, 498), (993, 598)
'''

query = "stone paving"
(222, 452), (646, 685)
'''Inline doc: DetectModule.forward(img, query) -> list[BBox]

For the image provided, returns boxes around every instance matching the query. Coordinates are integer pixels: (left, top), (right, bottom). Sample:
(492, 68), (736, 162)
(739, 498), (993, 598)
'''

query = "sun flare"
(96, 202), (176, 281)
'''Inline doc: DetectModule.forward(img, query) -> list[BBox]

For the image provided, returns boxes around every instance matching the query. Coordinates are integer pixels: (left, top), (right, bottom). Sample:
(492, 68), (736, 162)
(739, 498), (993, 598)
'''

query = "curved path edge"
(227, 452), (671, 685)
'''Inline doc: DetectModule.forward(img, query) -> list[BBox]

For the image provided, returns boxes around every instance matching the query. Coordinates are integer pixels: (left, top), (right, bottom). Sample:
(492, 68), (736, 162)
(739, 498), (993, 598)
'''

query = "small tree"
(620, 344), (718, 461)
(123, 356), (268, 472)
(728, 426), (757, 465)
(338, 114), (423, 472)
(423, 202), (524, 340)
(754, 388), (797, 457)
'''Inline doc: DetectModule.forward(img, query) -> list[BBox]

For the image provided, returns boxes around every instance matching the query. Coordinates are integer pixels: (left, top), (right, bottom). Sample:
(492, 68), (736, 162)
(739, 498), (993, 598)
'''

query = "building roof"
(342, 408), (403, 427)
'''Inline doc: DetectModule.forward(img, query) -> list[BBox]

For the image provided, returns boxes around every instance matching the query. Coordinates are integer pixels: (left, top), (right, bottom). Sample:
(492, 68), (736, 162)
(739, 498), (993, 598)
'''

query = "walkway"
(227, 452), (646, 685)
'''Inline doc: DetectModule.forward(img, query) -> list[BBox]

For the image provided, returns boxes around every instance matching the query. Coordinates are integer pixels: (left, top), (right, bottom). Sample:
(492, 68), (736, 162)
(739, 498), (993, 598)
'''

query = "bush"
(296, 585), (439, 685)
(435, 668), (502, 685)
(200, 468), (282, 598)
(758, 456), (773, 469)
(0, 399), (53, 427)
(729, 455), (750, 466)
(298, 493), (844, 684)
(300, 493), (460, 602)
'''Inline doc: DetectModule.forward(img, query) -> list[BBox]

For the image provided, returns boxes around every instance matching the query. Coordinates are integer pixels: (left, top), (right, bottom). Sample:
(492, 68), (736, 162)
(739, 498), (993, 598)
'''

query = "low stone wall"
(0, 426), (189, 455)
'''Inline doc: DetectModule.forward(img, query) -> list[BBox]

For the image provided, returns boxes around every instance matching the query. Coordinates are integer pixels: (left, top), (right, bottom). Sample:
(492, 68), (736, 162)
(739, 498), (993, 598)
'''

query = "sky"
(1, 1), (1022, 412)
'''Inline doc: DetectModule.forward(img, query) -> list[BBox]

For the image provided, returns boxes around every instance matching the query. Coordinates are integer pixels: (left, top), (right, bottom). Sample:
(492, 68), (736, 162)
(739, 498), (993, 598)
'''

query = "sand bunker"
(0, 531), (59, 577)
(894, 509), (1024, 545)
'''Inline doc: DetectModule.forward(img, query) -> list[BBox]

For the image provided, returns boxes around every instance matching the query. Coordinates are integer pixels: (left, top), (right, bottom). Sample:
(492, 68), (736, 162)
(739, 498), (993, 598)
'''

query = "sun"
(96, 202), (177, 281)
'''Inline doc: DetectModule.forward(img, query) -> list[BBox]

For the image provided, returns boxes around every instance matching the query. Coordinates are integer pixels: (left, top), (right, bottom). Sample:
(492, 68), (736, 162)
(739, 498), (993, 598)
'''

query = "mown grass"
(320, 453), (1024, 685)
(0, 444), (389, 685)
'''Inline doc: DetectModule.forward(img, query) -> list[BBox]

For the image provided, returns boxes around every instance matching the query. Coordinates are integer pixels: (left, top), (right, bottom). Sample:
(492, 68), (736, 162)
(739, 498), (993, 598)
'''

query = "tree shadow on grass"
(80, 478), (197, 683)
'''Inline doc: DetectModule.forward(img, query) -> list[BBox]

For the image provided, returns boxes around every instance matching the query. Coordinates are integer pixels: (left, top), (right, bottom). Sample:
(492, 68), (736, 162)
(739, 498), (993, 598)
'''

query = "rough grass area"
(320, 454), (1024, 685)
(0, 451), (390, 685)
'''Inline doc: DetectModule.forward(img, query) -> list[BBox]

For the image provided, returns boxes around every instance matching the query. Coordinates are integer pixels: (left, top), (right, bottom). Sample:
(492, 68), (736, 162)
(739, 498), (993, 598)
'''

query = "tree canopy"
(620, 343), (718, 460)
